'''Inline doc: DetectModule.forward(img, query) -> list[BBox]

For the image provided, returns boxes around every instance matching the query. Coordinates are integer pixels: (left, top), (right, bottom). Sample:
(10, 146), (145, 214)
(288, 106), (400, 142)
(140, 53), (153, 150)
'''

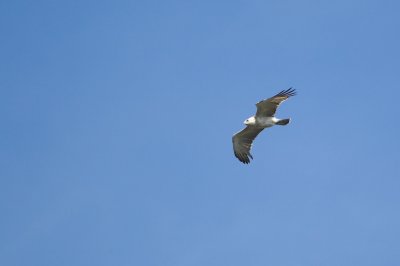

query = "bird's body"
(254, 116), (279, 127)
(232, 88), (296, 164)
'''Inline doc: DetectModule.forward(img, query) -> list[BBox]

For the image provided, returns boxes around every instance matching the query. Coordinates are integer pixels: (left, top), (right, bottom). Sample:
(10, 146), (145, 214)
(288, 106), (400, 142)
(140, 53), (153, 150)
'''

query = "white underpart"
(257, 117), (278, 127)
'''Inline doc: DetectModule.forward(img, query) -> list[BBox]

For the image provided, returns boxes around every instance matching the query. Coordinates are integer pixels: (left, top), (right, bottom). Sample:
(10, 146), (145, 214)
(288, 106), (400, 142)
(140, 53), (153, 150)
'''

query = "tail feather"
(276, 118), (290, 125)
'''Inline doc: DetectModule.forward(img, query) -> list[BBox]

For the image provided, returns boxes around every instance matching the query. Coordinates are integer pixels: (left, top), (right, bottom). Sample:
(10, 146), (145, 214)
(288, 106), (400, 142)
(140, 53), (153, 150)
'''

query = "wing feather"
(255, 88), (296, 117)
(232, 126), (264, 164)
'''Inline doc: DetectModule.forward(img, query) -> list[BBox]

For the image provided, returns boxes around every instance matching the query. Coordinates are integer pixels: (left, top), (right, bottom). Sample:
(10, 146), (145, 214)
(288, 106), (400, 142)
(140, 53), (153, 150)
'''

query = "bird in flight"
(232, 88), (296, 164)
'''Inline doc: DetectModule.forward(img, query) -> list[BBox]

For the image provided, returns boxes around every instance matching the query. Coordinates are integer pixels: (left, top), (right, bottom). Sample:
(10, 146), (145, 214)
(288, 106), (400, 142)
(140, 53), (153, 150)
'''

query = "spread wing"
(256, 88), (296, 117)
(232, 126), (264, 164)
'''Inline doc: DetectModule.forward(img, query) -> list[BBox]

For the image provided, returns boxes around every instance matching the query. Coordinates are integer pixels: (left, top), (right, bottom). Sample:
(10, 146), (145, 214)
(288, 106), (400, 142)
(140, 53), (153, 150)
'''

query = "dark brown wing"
(232, 126), (264, 164)
(255, 88), (296, 117)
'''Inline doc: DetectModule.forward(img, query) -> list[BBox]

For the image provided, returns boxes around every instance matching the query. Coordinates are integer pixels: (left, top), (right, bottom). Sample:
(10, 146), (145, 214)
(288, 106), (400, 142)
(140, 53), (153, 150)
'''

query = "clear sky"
(1, 0), (400, 265)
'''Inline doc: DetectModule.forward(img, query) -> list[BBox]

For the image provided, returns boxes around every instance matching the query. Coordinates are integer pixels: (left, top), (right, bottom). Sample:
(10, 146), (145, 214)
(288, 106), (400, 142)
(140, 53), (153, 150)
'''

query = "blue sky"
(1, 0), (400, 265)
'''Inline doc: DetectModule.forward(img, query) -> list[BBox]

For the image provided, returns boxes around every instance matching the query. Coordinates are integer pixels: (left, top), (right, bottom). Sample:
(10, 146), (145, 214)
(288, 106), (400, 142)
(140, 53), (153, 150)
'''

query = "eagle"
(232, 88), (296, 164)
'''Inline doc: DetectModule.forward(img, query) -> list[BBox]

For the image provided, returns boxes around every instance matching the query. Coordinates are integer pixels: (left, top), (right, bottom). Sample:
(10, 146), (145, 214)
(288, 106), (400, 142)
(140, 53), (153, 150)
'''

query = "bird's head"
(244, 116), (256, 125)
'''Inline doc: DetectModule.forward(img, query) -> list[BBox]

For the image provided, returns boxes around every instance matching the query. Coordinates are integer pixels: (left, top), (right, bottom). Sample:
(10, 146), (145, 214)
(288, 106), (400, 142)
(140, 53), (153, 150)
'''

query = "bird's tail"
(276, 118), (290, 125)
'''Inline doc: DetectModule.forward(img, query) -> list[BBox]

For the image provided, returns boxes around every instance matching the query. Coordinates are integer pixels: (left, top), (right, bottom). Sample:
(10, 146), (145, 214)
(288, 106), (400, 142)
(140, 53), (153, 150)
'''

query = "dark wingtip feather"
(234, 151), (252, 164)
(276, 87), (297, 97)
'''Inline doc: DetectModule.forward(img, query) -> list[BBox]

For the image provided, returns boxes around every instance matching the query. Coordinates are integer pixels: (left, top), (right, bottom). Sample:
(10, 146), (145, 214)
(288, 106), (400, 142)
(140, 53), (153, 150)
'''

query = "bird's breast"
(256, 117), (278, 127)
